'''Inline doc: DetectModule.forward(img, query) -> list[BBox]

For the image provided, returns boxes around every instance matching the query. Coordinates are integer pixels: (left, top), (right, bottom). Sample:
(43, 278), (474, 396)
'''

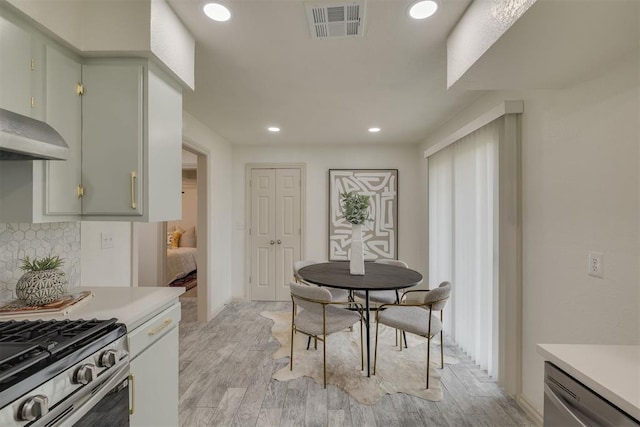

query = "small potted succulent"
(16, 255), (68, 305)
(341, 191), (371, 275)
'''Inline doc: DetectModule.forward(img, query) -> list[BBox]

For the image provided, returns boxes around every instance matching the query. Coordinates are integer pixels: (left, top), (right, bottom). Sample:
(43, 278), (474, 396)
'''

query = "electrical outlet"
(588, 251), (604, 278)
(101, 232), (114, 249)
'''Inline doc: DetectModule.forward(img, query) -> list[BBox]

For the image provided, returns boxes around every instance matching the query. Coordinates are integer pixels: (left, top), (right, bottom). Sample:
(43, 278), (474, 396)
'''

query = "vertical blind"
(428, 119), (500, 377)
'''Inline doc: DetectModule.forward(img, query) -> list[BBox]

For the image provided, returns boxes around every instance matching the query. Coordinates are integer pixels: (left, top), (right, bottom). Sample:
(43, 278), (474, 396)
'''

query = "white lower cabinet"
(128, 302), (181, 427)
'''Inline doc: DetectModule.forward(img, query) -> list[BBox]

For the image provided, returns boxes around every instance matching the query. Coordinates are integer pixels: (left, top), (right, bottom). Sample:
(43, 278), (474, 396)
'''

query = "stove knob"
(20, 394), (49, 421)
(74, 364), (98, 385)
(99, 349), (119, 367)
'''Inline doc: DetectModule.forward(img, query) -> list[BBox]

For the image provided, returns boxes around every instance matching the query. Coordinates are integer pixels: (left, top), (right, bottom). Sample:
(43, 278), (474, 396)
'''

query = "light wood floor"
(178, 297), (534, 427)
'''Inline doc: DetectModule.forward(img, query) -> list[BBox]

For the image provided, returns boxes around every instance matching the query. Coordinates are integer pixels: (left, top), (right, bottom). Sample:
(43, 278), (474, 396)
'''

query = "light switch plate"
(588, 251), (604, 278)
(101, 232), (114, 249)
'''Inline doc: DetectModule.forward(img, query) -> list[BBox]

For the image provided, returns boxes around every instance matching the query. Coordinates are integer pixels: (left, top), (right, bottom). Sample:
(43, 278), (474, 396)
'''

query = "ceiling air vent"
(306, 1), (365, 39)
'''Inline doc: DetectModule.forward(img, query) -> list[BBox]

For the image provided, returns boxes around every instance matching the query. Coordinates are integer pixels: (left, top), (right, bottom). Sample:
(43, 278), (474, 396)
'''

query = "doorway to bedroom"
(166, 150), (199, 317)
(136, 145), (209, 323)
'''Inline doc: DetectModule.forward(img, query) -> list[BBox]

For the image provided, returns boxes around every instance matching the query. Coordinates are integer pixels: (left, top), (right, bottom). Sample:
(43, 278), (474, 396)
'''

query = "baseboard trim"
(207, 296), (233, 321)
(516, 393), (543, 426)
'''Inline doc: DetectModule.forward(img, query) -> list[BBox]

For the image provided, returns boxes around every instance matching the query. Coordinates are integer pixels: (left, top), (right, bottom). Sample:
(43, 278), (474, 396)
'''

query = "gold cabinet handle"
(129, 373), (135, 415)
(130, 171), (137, 209)
(148, 319), (172, 336)
(76, 185), (84, 198)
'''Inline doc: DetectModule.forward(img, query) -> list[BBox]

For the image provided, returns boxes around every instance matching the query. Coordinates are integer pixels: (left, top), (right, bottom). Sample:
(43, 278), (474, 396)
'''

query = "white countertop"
(3, 286), (184, 330)
(537, 344), (640, 421)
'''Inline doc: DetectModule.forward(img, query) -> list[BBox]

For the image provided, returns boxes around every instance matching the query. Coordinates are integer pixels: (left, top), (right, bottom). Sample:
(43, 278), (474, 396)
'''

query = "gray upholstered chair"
(353, 259), (409, 305)
(293, 260), (350, 301)
(293, 260), (353, 350)
(354, 258), (409, 347)
(373, 281), (452, 389)
(289, 281), (363, 388)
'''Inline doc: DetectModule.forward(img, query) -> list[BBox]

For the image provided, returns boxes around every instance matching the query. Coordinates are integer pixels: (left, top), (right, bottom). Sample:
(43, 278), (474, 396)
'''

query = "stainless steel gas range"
(0, 319), (129, 426)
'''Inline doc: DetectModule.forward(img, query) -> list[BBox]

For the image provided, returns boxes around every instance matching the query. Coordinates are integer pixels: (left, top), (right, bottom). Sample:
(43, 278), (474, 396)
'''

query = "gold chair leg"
(440, 310), (445, 369)
(360, 318), (364, 371)
(290, 303), (295, 371)
(290, 326), (295, 371)
(373, 317), (380, 375)
(426, 336), (431, 389)
(440, 329), (444, 369)
(323, 333), (327, 388)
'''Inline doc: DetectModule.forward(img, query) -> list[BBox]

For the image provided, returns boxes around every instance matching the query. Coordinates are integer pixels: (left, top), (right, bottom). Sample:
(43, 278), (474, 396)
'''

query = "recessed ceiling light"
(408, 0), (438, 19)
(268, 127), (280, 132)
(203, 3), (231, 22)
(368, 127), (381, 133)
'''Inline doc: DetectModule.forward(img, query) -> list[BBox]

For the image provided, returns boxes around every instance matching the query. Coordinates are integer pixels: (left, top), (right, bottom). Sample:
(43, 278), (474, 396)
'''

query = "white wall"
(447, 0), (536, 88)
(420, 51), (640, 415)
(150, 0), (195, 89)
(183, 112), (233, 318)
(7, 0), (150, 52)
(231, 144), (427, 299)
(137, 222), (162, 287)
(5, 0), (83, 47)
(7, 0), (195, 89)
(80, 221), (132, 286)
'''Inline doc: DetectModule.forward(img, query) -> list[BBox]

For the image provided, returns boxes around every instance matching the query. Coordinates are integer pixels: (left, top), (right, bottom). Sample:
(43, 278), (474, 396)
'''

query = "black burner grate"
(0, 318), (117, 355)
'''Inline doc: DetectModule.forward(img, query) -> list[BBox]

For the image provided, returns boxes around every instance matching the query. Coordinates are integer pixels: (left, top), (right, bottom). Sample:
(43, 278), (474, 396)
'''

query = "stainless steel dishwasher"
(544, 362), (640, 426)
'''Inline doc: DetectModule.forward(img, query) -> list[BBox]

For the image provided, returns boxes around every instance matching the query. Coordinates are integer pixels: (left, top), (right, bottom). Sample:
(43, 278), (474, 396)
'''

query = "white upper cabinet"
(0, 15), (31, 116)
(81, 62), (144, 216)
(81, 60), (182, 222)
(0, 10), (183, 223)
(0, 15), (82, 223)
(44, 45), (82, 216)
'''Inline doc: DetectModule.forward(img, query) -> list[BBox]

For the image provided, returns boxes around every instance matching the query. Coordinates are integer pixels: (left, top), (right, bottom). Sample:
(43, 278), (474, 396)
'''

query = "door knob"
(270, 240), (275, 245)
(277, 240), (282, 244)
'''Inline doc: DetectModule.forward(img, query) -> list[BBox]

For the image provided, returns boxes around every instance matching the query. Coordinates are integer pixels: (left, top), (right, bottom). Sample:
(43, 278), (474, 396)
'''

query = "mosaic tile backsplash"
(0, 222), (80, 302)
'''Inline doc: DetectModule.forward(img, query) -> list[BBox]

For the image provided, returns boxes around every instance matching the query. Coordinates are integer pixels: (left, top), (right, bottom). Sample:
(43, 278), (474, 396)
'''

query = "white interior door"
(250, 169), (277, 300)
(275, 168), (301, 300)
(250, 168), (302, 301)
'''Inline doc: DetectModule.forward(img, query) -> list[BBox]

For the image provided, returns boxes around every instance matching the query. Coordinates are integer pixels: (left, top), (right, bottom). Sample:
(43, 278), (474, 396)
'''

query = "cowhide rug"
(261, 310), (458, 404)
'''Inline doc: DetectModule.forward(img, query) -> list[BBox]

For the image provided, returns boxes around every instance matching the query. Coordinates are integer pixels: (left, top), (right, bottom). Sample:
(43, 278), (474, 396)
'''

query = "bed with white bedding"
(166, 247), (197, 285)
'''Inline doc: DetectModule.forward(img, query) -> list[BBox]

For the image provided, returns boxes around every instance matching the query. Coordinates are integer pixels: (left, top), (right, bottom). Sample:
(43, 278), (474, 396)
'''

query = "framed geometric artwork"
(328, 169), (398, 261)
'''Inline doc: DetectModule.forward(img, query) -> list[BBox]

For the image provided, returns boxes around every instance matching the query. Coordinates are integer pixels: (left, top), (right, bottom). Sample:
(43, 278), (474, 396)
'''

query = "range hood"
(0, 108), (69, 160)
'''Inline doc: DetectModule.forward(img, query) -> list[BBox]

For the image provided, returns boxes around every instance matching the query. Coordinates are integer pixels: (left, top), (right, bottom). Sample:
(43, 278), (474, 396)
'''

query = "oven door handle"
(33, 361), (130, 427)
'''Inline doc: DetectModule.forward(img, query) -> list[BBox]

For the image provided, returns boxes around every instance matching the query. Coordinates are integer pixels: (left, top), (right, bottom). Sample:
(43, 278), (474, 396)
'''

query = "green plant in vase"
(340, 191), (371, 225)
(16, 255), (69, 305)
(340, 191), (371, 275)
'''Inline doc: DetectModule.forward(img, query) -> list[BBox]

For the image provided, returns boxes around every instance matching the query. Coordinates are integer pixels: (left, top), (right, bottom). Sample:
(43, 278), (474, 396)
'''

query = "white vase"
(350, 223), (365, 275)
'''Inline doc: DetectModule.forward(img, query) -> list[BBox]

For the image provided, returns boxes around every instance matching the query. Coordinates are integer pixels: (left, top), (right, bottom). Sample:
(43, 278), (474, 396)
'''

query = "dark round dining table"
(297, 261), (423, 377)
